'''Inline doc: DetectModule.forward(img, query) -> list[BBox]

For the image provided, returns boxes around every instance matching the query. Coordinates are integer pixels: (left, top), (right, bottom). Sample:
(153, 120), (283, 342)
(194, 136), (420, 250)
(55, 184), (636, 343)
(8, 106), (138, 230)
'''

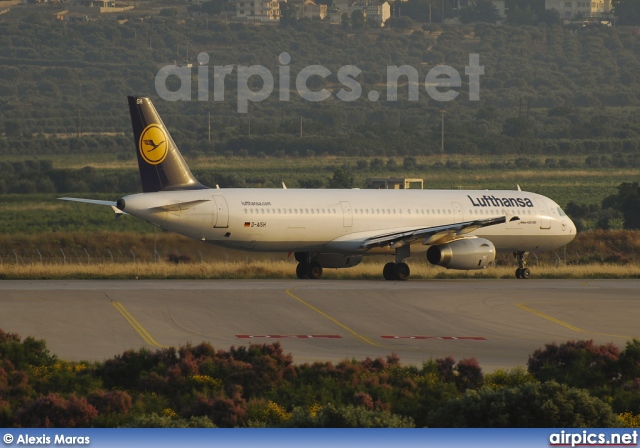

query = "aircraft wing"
(360, 215), (515, 249)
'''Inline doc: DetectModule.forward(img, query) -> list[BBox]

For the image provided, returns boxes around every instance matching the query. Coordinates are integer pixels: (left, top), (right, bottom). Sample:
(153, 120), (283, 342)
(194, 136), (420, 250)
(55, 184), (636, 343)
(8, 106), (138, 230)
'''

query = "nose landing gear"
(514, 252), (530, 279)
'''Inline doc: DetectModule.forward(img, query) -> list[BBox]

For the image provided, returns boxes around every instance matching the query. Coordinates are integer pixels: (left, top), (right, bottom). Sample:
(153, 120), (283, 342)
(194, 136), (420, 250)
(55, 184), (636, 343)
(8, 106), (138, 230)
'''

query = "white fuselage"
(120, 188), (576, 256)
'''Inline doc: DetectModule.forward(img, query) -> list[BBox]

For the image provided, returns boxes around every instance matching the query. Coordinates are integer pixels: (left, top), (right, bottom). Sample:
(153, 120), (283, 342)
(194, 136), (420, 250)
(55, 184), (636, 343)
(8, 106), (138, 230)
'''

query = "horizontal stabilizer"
(59, 197), (117, 207)
(58, 197), (129, 216)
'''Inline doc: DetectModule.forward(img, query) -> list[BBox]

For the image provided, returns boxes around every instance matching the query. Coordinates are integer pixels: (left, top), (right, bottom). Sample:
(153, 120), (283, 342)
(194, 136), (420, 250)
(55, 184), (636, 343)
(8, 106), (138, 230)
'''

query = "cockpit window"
(557, 207), (567, 217)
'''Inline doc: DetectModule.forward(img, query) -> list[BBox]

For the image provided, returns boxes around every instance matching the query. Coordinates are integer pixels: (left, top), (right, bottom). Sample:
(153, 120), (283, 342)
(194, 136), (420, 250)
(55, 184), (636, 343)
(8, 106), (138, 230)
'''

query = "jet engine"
(426, 238), (496, 270)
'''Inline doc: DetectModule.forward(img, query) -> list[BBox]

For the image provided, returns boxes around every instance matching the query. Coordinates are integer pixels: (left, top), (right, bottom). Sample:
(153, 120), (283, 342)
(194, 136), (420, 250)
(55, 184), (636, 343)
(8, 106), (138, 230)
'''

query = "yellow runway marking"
(517, 303), (634, 339)
(285, 289), (381, 347)
(112, 302), (167, 348)
(517, 304), (585, 332)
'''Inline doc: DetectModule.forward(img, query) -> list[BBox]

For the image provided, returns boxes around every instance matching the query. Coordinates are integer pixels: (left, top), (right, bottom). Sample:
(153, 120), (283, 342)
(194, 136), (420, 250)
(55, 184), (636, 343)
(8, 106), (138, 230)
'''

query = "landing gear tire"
(306, 261), (323, 280)
(394, 262), (410, 281)
(294, 252), (308, 263)
(382, 262), (411, 280)
(383, 262), (396, 280)
(514, 252), (530, 279)
(296, 262), (309, 279)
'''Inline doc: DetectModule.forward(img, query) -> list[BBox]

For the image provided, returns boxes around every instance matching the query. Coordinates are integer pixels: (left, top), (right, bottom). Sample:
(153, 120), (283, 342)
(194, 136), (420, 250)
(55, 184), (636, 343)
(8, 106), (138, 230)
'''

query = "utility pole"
(76, 109), (81, 138)
(208, 111), (211, 142)
(440, 108), (445, 155)
(300, 116), (303, 137)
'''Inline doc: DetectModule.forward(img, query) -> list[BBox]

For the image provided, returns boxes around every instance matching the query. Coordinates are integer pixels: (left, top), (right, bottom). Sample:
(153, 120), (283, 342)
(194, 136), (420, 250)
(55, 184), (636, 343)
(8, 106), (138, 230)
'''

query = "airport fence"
(0, 245), (581, 266)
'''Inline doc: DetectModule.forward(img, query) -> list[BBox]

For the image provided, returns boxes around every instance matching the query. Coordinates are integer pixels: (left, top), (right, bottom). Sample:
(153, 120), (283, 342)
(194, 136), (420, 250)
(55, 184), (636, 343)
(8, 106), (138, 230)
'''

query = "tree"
(328, 167), (355, 188)
(279, 2), (297, 27)
(538, 7), (560, 25)
(527, 340), (620, 391)
(613, 0), (640, 25)
(602, 182), (640, 229)
(502, 117), (533, 138)
(459, 0), (501, 24)
(427, 381), (621, 427)
(341, 12), (350, 29)
(507, 5), (536, 24)
(351, 9), (367, 30)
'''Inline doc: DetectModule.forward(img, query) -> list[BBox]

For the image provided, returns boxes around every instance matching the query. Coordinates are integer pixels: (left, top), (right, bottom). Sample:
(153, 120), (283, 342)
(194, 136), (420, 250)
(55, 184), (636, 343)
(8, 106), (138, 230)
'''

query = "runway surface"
(1, 279), (638, 371)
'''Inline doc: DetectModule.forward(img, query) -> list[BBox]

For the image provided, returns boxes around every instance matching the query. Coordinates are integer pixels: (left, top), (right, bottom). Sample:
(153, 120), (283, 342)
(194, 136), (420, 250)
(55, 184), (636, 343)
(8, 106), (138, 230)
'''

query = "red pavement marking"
(380, 336), (487, 340)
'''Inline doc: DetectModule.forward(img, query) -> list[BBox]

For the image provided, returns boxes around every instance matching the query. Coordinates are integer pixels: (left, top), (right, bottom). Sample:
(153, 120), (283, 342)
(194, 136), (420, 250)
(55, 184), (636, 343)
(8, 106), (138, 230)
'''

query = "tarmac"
(1, 279), (638, 371)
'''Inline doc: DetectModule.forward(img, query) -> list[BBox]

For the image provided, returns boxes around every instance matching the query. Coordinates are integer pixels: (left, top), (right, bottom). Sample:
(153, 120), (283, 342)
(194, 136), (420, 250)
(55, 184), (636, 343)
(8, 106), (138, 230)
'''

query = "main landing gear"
(383, 245), (411, 281)
(514, 251), (530, 279)
(295, 252), (323, 279)
(296, 260), (323, 279)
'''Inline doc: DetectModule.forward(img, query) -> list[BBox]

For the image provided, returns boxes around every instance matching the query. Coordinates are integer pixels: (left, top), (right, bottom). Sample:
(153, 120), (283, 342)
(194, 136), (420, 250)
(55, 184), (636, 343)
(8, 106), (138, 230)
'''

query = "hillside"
(1, 11), (640, 160)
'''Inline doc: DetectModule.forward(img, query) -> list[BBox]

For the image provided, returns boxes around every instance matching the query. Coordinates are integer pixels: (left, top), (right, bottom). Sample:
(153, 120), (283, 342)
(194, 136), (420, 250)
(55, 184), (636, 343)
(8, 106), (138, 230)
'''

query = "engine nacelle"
(426, 238), (496, 270)
(314, 253), (363, 269)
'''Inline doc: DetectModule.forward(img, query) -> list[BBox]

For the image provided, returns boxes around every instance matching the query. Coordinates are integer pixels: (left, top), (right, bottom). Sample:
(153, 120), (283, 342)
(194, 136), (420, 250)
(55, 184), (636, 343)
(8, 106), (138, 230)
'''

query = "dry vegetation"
(1, 260), (640, 280)
(2, 230), (640, 279)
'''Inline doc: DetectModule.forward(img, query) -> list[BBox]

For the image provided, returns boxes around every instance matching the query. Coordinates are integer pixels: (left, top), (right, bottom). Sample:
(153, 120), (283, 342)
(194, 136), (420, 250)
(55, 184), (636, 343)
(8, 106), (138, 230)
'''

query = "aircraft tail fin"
(128, 96), (205, 193)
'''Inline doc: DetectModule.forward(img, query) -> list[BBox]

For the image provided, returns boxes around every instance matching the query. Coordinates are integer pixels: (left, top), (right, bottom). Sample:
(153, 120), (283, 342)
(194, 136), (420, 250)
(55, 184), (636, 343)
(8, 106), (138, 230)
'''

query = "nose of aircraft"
(563, 216), (578, 244)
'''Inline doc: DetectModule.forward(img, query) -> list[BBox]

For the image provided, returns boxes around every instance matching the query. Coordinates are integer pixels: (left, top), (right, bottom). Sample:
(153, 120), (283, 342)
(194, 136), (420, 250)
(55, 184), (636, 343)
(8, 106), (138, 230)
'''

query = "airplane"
(60, 96), (577, 281)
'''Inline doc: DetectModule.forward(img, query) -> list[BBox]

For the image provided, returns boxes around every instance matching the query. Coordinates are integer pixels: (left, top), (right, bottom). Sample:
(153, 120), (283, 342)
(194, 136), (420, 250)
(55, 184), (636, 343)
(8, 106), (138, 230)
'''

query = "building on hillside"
(298, 0), (327, 19)
(329, 0), (390, 26)
(353, 1), (391, 26)
(366, 178), (424, 189)
(72, 0), (115, 6)
(545, 0), (612, 20)
(235, 0), (282, 21)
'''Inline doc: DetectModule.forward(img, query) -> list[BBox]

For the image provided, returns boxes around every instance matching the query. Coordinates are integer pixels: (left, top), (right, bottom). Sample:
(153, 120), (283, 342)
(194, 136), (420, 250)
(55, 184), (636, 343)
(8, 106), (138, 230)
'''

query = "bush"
(288, 403), (415, 428)
(528, 340), (620, 391)
(15, 393), (98, 428)
(427, 381), (621, 427)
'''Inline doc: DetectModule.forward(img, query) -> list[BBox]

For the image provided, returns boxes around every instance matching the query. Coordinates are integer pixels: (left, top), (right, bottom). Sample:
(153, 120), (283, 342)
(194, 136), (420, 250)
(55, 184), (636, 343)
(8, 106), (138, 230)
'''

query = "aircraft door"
(212, 195), (229, 228)
(451, 202), (463, 223)
(340, 201), (353, 227)
(535, 198), (551, 230)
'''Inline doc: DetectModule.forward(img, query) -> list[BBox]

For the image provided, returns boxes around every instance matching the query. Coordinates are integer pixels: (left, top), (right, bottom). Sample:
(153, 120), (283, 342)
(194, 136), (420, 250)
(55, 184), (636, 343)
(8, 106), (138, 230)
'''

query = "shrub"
(15, 393), (98, 428)
(288, 403), (415, 428)
(427, 381), (621, 427)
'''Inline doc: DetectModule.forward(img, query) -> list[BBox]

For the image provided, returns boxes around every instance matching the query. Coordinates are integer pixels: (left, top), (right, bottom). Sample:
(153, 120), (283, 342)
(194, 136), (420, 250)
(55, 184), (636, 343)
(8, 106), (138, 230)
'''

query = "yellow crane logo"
(139, 124), (168, 165)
